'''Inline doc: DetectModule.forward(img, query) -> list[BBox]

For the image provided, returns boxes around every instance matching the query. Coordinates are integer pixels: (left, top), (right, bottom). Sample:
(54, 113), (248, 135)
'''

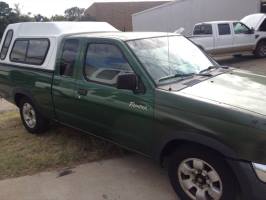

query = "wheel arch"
(156, 131), (238, 166)
(255, 37), (266, 48)
(13, 88), (35, 107)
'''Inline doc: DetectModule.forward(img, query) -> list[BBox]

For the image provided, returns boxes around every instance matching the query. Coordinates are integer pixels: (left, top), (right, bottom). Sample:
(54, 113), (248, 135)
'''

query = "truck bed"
(0, 64), (55, 119)
(189, 35), (215, 53)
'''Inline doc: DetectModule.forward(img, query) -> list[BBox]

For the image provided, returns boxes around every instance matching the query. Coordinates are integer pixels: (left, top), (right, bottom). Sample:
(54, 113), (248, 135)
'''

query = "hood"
(181, 70), (266, 116)
(241, 13), (266, 30)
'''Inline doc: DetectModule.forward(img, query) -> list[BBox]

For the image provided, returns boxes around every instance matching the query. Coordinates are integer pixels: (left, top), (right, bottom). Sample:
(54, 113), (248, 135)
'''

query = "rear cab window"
(218, 24), (231, 35)
(193, 24), (213, 35)
(10, 38), (50, 65)
(59, 39), (80, 77)
(0, 30), (13, 60)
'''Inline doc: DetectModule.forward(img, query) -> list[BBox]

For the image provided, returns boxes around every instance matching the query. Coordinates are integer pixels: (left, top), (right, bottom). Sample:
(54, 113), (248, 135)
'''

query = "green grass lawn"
(0, 111), (125, 180)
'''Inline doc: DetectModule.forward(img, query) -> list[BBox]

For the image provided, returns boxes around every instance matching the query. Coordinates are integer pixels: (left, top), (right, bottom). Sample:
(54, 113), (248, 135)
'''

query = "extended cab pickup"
(190, 13), (266, 57)
(1, 22), (266, 200)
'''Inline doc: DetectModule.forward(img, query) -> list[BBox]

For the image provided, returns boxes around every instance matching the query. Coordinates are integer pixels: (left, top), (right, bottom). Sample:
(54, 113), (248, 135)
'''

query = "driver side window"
(84, 43), (133, 86)
(233, 22), (250, 34)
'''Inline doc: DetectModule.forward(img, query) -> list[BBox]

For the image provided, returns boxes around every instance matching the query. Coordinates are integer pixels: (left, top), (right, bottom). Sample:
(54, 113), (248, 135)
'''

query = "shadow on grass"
(0, 111), (128, 180)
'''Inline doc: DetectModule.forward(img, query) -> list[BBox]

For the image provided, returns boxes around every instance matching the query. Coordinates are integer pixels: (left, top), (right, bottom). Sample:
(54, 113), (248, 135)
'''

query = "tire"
(19, 97), (49, 134)
(168, 145), (238, 200)
(254, 41), (266, 58)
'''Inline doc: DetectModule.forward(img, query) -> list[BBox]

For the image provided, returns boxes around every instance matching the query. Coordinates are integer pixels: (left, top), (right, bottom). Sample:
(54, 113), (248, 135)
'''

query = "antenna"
(167, 32), (172, 91)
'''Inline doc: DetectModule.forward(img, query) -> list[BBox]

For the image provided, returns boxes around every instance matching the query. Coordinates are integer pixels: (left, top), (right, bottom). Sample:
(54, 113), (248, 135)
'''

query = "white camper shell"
(0, 22), (119, 71)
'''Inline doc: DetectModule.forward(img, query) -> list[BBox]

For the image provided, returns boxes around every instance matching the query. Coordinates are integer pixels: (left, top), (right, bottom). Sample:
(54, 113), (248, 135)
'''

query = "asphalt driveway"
(0, 155), (177, 200)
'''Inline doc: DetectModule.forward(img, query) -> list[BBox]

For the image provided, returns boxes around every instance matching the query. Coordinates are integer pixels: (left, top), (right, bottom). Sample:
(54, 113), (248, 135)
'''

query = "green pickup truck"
(0, 22), (266, 200)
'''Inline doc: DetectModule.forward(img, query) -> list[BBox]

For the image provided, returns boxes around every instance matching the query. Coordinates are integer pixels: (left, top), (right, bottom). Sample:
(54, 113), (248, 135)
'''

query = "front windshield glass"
(127, 36), (215, 84)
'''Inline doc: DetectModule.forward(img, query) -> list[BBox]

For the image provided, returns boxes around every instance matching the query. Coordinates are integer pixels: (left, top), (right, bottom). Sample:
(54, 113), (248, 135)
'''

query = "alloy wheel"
(22, 103), (37, 129)
(178, 158), (223, 200)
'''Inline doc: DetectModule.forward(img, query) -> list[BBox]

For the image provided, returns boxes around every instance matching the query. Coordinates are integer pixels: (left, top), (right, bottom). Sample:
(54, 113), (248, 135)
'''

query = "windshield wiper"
(158, 73), (195, 82)
(199, 66), (219, 74)
(195, 73), (213, 77)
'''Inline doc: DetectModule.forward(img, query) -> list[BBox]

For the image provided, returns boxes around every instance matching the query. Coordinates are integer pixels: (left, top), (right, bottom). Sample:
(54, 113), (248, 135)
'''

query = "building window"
(218, 24), (231, 35)
(0, 30), (13, 60)
(84, 43), (133, 86)
(261, 2), (266, 13)
(10, 39), (50, 65)
(60, 39), (79, 77)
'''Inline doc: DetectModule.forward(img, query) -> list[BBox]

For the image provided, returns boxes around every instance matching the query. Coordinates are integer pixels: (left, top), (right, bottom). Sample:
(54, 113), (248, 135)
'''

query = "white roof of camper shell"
(7, 21), (119, 37)
(0, 22), (119, 71)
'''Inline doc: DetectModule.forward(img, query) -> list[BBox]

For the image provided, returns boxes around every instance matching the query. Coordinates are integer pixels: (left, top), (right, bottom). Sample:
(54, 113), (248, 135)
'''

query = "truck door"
(232, 22), (255, 51)
(73, 39), (155, 154)
(52, 39), (81, 126)
(214, 23), (234, 54)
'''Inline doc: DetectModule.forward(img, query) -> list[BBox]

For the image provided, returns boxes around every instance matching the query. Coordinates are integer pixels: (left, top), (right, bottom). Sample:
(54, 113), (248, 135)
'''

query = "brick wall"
(85, 1), (170, 31)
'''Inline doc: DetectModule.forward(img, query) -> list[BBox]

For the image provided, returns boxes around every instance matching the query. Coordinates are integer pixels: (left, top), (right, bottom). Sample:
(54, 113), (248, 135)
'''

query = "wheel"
(19, 97), (49, 134)
(168, 145), (238, 200)
(254, 41), (266, 58)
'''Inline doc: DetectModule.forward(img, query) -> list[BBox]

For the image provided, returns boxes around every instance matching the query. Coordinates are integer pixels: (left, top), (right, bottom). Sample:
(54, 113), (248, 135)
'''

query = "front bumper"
(227, 159), (266, 200)
(253, 163), (266, 182)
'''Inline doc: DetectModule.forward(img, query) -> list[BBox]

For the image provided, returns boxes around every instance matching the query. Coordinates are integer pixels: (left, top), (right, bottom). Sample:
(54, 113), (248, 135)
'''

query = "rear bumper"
(226, 158), (266, 200)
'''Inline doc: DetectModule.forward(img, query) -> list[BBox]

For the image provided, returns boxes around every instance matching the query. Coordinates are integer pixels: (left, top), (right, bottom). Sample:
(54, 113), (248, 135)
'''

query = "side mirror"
(248, 28), (255, 34)
(117, 73), (137, 91)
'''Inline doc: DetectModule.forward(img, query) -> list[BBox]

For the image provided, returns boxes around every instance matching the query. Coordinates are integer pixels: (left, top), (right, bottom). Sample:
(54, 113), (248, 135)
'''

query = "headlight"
(252, 163), (266, 182)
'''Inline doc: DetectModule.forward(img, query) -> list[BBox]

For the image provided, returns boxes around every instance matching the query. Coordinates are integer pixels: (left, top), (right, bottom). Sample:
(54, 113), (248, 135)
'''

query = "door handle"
(77, 88), (88, 96)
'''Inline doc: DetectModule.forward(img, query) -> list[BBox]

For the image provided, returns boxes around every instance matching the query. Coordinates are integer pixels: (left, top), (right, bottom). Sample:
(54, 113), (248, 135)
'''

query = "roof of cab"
(69, 32), (179, 41)
(195, 21), (237, 26)
(6, 22), (119, 37)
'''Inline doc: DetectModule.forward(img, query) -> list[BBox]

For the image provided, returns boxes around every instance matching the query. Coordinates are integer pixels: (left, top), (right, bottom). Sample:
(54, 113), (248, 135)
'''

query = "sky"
(5, 0), (168, 17)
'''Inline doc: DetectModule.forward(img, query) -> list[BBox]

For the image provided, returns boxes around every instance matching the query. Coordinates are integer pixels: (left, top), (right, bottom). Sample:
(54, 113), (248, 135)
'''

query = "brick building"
(84, 1), (170, 31)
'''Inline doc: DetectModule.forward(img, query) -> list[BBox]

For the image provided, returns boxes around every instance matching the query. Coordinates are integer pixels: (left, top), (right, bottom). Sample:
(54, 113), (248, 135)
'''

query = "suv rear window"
(0, 30), (13, 60)
(193, 24), (213, 35)
(218, 24), (231, 35)
(10, 39), (49, 65)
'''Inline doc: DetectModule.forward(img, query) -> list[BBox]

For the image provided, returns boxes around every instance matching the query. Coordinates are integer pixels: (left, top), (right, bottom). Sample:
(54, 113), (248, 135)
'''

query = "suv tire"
(254, 41), (266, 58)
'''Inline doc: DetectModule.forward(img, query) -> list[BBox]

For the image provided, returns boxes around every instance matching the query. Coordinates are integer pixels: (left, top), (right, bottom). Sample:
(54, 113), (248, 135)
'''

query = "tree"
(64, 7), (85, 21)
(0, 2), (96, 39)
(79, 14), (96, 21)
(13, 3), (21, 16)
(34, 14), (49, 22)
(51, 15), (66, 21)
(0, 1), (12, 18)
(0, 1), (45, 38)
(0, 1), (14, 37)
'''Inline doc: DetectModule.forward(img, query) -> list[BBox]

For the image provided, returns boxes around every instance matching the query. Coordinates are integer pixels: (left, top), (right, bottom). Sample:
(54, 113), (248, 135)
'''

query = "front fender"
(154, 130), (238, 163)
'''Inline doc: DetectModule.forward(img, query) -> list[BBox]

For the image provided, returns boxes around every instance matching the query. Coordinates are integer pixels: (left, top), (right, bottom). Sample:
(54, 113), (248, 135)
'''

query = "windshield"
(127, 36), (215, 84)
